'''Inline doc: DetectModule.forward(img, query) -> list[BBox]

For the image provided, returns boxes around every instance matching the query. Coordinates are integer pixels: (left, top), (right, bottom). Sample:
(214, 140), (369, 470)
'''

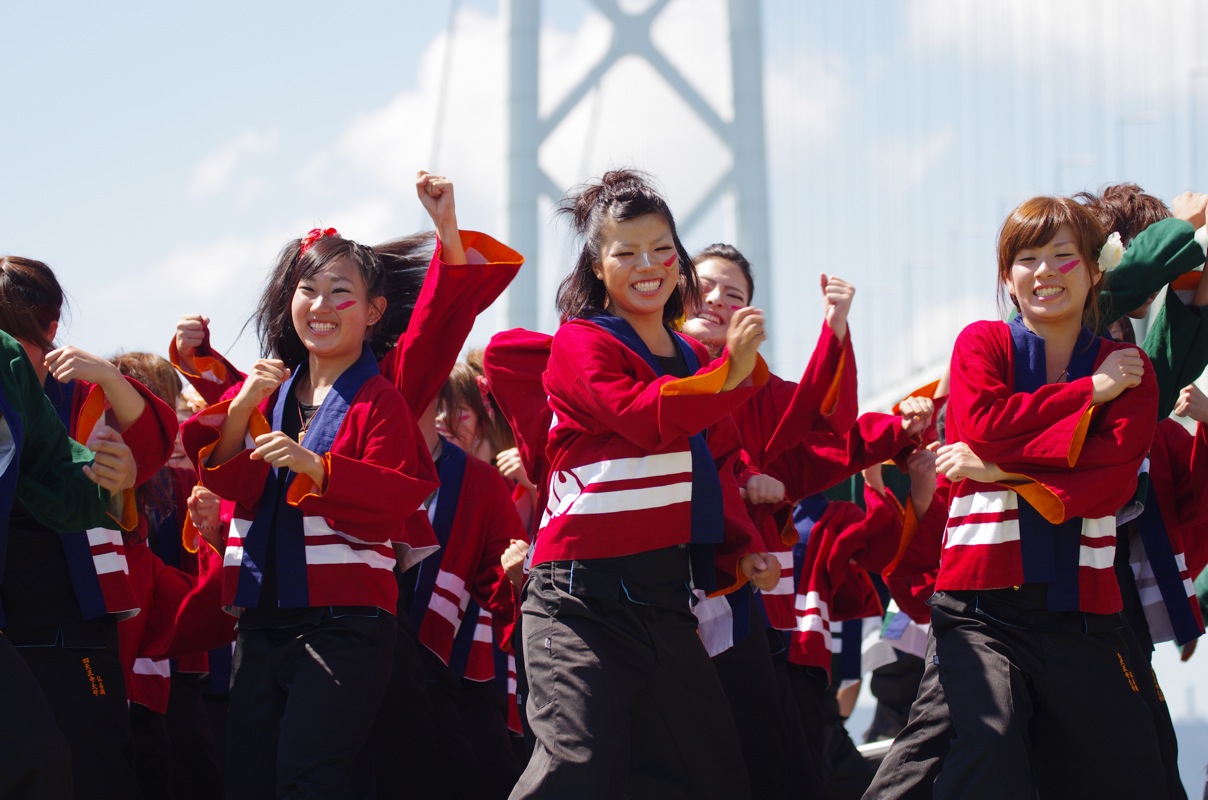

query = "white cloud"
(189, 130), (277, 197)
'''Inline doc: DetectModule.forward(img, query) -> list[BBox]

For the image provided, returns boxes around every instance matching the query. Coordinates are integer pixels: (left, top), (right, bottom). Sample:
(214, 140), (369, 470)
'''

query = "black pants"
(460, 676), (524, 799)
(929, 590), (1166, 800)
(10, 615), (141, 798)
(225, 609), (396, 800)
(511, 557), (750, 800)
(0, 633), (73, 799)
(131, 702), (173, 800)
(165, 673), (225, 800)
(710, 595), (802, 799)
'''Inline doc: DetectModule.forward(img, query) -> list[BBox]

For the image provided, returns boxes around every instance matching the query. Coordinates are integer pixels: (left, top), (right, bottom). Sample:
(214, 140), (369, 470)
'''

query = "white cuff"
(1195, 225), (1207, 256)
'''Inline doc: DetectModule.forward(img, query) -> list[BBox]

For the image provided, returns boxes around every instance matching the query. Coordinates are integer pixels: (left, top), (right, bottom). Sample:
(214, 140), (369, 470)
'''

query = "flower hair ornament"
(299, 227), (339, 257)
(1098, 231), (1125, 273)
(475, 374), (497, 423)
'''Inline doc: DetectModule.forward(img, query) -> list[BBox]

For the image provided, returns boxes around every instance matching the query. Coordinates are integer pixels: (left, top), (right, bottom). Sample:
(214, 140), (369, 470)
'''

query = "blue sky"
(4, 0), (1208, 724)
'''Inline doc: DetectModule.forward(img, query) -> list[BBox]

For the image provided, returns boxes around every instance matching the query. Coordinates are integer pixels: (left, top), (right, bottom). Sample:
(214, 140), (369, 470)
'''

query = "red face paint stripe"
(662, 254), (678, 267)
(1057, 259), (1081, 275)
(335, 300), (357, 310)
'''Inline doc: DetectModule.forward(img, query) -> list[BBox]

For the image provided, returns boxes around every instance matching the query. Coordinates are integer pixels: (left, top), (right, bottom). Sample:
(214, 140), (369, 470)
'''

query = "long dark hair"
(371, 231), (435, 354)
(254, 233), (387, 365)
(554, 169), (699, 325)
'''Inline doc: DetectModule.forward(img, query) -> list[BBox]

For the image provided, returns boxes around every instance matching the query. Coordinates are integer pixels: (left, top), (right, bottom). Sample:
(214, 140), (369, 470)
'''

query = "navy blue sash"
(1009, 315), (1100, 611)
(584, 315), (724, 591)
(233, 345), (380, 609)
(407, 441), (467, 634)
(449, 596), (481, 679)
(1135, 480), (1201, 644)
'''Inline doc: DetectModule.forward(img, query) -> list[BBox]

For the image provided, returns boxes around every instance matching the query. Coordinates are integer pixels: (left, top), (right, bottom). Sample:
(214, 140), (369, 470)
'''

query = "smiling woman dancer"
(917, 196), (1167, 799)
(183, 227), (439, 798)
(509, 170), (778, 799)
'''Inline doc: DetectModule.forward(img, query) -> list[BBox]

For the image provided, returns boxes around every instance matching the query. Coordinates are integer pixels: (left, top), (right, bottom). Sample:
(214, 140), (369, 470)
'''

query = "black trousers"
(930, 590), (1167, 800)
(459, 675), (524, 799)
(164, 672), (226, 800)
(0, 634), (73, 799)
(372, 614), (448, 799)
(225, 609), (396, 800)
(511, 557), (750, 800)
(11, 615), (141, 798)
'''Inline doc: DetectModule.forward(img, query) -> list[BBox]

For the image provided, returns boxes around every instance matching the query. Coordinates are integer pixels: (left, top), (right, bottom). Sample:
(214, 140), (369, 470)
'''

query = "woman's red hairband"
(299, 227), (339, 256)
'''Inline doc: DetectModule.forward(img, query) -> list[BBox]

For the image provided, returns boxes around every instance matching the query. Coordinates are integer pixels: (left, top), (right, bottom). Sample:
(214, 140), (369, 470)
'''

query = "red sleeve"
(1155, 419), (1208, 577)
(546, 322), (769, 453)
(883, 479), (949, 624)
(757, 322), (858, 465)
(145, 547), (237, 658)
(286, 388), (439, 544)
(132, 545), (200, 660)
(181, 385), (272, 512)
(765, 412), (916, 503)
(73, 378), (178, 488)
(949, 322), (1158, 523)
(378, 231), (523, 416)
(482, 329), (554, 493)
(169, 330), (244, 407)
(849, 484), (907, 575)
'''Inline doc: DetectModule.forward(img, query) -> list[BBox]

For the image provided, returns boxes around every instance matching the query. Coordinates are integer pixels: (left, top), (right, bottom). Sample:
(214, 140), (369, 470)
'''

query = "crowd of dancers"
(2, 168), (1208, 799)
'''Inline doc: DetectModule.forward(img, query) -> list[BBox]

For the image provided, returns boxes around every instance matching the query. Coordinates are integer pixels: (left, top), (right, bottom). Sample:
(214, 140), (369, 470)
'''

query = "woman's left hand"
(44, 345), (121, 388)
(251, 431), (325, 484)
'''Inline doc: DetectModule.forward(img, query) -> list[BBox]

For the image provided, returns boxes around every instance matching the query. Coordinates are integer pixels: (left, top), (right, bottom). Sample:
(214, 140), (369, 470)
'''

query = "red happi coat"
(789, 484), (904, 678)
(535, 317), (767, 591)
(413, 443), (523, 679)
(51, 376), (177, 621)
(1127, 418), (1208, 645)
(940, 320), (1158, 614)
(184, 370), (438, 615)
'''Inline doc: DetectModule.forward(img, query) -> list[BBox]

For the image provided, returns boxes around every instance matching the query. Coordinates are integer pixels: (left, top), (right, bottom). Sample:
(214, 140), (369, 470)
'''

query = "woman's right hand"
(233, 359), (289, 412)
(496, 447), (536, 491)
(722, 307), (765, 391)
(501, 538), (529, 589)
(175, 314), (210, 362)
(1091, 347), (1144, 405)
(187, 485), (225, 551)
(935, 441), (1007, 484)
(1174, 383), (1208, 422)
